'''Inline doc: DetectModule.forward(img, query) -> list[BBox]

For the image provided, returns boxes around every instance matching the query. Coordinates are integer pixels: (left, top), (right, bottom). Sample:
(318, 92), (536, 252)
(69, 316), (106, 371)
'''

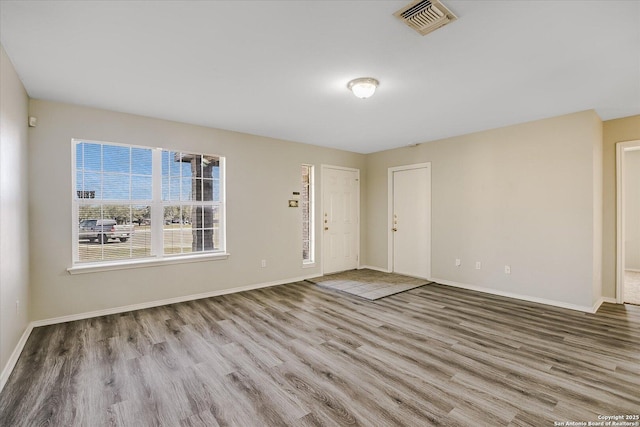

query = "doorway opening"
(616, 140), (640, 305)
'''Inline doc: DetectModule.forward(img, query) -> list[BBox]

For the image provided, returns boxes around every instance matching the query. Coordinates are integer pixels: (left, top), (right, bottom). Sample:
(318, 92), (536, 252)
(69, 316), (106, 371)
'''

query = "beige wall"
(365, 111), (603, 309)
(15, 93), (638, 329)
(28, 100), (366, 320)
(625, 150), (640, 270)
(602, 115), (640, 297)
(0, 45), (30, 377)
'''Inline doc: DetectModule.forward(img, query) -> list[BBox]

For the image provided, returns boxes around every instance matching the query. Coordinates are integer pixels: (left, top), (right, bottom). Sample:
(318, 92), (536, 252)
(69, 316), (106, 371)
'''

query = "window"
(162, 151), (222, 255)
(73, 139), (225, 266)
(301, 164), (314, 264)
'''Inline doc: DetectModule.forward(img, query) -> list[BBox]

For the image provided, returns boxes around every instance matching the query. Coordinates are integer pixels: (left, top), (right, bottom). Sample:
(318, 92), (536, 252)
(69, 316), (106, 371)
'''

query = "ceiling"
(1, 1), (639, 154)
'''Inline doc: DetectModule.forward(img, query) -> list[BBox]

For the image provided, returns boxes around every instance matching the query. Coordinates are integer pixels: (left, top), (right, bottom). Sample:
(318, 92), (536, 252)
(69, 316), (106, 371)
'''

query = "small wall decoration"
(289, 200), (299, 207)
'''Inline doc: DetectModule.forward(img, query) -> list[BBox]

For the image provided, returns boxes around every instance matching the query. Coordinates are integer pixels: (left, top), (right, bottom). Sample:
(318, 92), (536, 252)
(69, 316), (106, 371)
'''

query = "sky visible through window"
(75, 142), (220, 201)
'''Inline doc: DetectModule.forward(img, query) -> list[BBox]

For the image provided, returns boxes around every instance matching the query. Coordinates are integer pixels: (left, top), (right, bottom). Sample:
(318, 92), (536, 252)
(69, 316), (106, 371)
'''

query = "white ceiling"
(1, 1), (639, 154)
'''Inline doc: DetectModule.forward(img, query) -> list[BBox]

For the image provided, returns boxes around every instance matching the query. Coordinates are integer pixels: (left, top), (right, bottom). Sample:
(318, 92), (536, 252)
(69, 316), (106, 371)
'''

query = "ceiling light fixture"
(347, 77), (379, 99)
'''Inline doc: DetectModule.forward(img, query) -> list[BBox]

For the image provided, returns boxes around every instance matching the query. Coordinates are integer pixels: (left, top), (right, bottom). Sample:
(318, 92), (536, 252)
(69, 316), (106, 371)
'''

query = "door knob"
(392, 228), (397, 232)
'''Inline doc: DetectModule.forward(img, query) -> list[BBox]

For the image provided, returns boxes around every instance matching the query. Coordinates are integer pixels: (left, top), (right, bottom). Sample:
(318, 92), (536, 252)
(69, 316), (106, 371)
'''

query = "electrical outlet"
(504, 265), (511, 275)
(475, 261), (481, 270)
(455, 259), (461, 267)
(261, 259), (267, 268)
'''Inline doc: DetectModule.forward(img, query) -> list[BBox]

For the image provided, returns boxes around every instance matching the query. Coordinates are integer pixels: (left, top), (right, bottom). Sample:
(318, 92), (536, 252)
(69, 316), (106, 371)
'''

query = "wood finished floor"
(1, 282), (639, 427)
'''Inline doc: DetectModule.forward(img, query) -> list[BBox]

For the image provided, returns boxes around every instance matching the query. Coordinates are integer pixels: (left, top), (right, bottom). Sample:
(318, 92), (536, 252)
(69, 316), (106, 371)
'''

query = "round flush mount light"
(347, 77), (379, 99)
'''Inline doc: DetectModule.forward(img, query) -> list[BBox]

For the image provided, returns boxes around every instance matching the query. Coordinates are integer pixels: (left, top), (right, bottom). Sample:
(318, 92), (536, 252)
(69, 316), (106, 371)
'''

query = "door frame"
(616, 140), (640, 303)
(321, 164), (360, 275)
(387, 162), (432, 278)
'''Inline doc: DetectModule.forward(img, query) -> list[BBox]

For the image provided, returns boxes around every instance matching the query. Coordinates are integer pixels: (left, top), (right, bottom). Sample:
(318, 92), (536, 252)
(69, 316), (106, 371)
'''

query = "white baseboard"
(592, 297), (605, 313)
(430, 277), (601, 313)
(591, 297), (622, 312)
(1, 274), (317, 393)
(0, 323), (34, 393)
(358, 265), (391, 273)
(31, 274), (317, 328)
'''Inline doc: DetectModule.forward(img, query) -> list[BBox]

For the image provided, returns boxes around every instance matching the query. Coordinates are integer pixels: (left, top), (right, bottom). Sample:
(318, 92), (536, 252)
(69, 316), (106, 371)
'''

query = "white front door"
(390, 164), (431, 279)
(322, 166), (359, 274)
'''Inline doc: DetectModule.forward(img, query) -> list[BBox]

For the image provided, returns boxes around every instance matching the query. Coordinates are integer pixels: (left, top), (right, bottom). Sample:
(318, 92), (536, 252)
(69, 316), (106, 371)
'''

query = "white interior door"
(323, 166), (359, 274)
(390, 164), (431, 279)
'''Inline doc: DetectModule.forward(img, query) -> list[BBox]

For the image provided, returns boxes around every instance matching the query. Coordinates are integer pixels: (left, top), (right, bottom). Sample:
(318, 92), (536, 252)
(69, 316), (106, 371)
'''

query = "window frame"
(301, 164), (315, 266)
(159, 150), (225, 256)
(69, 138), (227, 274)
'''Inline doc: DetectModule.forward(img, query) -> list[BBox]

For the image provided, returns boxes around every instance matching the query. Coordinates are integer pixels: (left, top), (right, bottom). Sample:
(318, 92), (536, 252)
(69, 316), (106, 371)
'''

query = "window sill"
(67, 252), (230, 275)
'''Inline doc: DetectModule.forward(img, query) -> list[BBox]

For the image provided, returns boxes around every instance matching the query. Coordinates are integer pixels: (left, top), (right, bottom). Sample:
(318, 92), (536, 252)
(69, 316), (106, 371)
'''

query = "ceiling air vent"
(394, 0), (457, 36)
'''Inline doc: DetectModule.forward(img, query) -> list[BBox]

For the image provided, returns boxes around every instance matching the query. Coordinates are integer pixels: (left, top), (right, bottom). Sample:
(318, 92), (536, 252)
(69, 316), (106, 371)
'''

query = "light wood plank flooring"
(1, 282), (639, 426)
